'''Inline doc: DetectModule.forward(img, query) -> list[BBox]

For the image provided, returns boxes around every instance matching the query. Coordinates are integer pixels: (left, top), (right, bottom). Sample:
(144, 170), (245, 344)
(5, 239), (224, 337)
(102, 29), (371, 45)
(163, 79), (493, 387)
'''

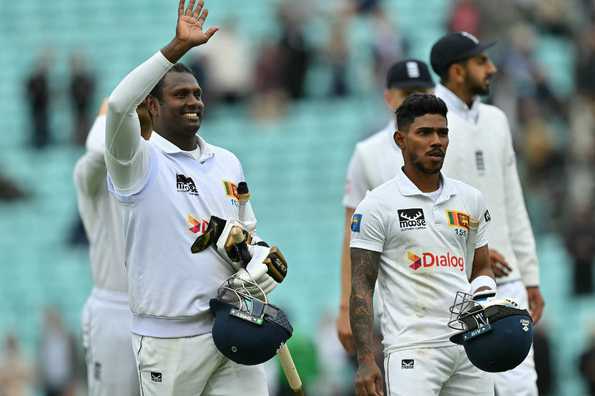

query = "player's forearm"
(105, 52), (171, 191)
(470, 245), (495, 282)
(505, 160), (540, 286)
(161, 38), (194, 64)
(339, 208), (356, 307)
(350, 248), (380, 363)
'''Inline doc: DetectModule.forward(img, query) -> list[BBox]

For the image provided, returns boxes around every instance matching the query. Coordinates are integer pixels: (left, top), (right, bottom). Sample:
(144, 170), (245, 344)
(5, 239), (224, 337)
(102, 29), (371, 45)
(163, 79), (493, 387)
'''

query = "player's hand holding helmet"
(191, 216), (288, 293)
(448, 291), (533, 372)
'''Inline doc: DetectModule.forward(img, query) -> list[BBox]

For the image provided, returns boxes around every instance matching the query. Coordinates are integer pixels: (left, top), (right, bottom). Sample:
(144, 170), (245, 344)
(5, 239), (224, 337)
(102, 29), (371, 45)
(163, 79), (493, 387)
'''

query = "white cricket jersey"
(435, 84), (539, 287)
(342, 87), (540, 287)
(343, 121), (401, 209)
(350, 169), (490, 352)
(74, 115), (127, 293)
(105, 51), (254, 338)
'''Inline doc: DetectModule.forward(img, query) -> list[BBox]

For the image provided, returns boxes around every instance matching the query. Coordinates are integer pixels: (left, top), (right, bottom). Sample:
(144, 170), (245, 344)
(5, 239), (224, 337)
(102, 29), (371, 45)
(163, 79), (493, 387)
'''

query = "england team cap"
(386, 59), (435, 89)
(430, 32), (496, 76)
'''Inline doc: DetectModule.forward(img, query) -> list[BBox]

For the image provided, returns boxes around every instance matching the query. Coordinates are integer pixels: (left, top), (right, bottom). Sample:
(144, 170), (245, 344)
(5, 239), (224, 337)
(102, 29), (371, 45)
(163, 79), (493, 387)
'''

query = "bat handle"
(278, 344), (304, 395)
(230, 227), (252, 265)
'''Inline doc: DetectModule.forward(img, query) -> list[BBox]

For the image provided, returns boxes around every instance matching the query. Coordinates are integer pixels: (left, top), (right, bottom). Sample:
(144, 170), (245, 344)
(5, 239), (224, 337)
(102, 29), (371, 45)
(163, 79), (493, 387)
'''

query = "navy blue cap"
(386, 59), (435, 89)
(430, 32), (496, 77)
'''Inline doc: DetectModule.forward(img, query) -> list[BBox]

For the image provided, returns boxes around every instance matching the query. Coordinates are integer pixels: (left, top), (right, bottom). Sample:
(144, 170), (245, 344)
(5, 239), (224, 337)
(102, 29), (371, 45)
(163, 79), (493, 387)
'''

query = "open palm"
(176, 0), (217, 46)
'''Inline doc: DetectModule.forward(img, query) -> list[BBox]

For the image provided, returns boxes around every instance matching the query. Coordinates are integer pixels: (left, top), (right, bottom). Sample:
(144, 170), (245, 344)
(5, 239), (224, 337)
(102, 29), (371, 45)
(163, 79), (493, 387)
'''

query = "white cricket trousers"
(82, 288), (139, 396)
(132, 332), (269, 396)
(384, 346), (494, 396)
(494, 280), (538, 396)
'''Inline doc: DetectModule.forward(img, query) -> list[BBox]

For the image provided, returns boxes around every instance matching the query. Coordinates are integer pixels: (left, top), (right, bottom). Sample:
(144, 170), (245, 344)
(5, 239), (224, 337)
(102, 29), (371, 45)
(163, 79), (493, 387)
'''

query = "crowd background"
(0, 0), (594, 395)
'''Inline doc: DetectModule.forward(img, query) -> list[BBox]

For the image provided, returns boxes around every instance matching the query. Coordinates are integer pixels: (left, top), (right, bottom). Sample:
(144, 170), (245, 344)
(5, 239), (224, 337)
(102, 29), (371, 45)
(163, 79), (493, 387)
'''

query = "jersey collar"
(149, 132), (215, 163)
(435, 83), (480, 124)
(396, 167), (456, 203)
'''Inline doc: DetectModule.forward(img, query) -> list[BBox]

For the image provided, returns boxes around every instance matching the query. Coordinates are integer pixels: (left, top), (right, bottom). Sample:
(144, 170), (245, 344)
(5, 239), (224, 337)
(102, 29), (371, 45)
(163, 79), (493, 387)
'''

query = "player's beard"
(411, 152), (442, 175)
(468, 73), (491, 96)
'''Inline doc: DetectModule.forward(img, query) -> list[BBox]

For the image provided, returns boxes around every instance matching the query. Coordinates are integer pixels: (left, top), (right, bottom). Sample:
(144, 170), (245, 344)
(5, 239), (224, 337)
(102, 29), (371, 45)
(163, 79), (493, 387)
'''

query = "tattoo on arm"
(350, 247), (381, 361)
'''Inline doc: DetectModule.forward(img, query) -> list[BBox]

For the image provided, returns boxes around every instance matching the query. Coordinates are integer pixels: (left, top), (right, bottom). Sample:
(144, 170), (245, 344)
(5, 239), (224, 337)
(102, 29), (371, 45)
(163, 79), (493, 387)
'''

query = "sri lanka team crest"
(187, 214), (209, 234)
(446, 210), (478, 230)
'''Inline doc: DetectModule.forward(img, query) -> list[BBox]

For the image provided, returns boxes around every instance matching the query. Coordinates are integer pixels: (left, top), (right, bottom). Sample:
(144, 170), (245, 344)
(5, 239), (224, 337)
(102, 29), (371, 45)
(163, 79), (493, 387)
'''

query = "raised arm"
(105, 0), (218, 193)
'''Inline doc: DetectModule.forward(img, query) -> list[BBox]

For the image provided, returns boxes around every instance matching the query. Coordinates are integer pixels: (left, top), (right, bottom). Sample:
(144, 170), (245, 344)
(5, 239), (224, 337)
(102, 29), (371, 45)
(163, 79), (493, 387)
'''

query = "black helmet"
(448, 291), (533, 373)
(209, 276), (293, 366)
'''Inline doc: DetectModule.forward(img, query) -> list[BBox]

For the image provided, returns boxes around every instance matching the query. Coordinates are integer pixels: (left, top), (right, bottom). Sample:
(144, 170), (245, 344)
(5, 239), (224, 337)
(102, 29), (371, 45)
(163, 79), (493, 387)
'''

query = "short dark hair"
(438, 59), (468, 84)
(396, 93), (447, 131)
(149, 63), (195, 101)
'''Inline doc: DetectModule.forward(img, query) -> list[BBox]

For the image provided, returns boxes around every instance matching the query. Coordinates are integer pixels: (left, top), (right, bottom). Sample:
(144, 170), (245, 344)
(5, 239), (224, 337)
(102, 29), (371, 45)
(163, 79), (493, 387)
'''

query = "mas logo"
(398, 208), (426, 231)
(351, 214), (362, 232)
(187, 214), (209, 234)
(407, 251), (464, 272)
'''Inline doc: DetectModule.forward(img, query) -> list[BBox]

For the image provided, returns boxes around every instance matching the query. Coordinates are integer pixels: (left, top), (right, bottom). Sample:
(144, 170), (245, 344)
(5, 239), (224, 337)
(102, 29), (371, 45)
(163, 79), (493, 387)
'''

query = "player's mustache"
(427, 148), (445, 157)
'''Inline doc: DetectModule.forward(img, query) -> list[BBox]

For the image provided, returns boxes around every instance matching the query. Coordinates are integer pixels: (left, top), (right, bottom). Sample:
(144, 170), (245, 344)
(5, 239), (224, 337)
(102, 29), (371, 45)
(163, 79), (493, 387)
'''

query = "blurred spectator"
(0, 334), (33, 396)
(579, 330), (595, 396)
(576, 24), (595, 100)
(187, 52), (211, 105)
(0, 173), (29, 202)
(370, 8), (404, 88)
(326, 17), (350, 97)
(277, 2), (312, 100)
(201, 18), (253, 105)
(564, 205), (595, 296)
(37, 308), (78, 396)
(24, 52), (52, 149)
(533, 324), (556, 396)
(350, 0), (381, 15)
(533, 0), (578, 37)
(251, 41), (287, 120)
(448, 0), (481, 36)
(516, 96), (562, 181)
(69, 52), (96, 146)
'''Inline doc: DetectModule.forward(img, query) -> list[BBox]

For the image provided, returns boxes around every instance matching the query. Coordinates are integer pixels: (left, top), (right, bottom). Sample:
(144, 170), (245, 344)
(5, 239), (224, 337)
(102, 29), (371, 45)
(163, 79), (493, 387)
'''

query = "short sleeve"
(474, 191), (491, 249)
(349, 196), (386, 252)
(343, 146), (370, 209)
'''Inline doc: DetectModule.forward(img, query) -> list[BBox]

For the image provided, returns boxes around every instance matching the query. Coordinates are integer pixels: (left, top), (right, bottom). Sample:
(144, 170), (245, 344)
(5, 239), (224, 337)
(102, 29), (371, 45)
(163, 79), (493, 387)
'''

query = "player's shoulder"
(364, 177), (400, 203)
(478, 102), (508, 123)
(445, 176), (484, 203)
(355, 127), (392, 155)
(207, 142), (243, 168)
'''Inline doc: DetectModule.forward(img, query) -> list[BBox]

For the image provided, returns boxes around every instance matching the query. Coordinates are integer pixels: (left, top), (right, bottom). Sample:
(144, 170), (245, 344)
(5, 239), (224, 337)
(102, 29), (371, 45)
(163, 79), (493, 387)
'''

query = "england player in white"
(350, 94), (496, 396)
(430, 32), (543, 396)
(338, 59), (435, 352)
(105, 1), (285, 394)
(74, 100), (150, 396)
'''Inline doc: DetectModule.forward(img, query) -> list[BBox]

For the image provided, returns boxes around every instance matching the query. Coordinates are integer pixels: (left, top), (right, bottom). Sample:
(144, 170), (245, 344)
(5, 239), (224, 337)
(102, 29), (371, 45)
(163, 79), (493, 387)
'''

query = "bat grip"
(230, 227), (252, 266)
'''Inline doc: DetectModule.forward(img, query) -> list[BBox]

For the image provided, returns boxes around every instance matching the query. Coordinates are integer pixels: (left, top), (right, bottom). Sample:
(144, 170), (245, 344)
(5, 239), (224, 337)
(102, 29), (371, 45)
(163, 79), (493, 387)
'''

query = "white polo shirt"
(435, 84), (539, 287)
(350, 169), (490, 352)
(74, 115), (127, 293)
(343, 121), (401, 209)
(105, 51), (255, 338)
